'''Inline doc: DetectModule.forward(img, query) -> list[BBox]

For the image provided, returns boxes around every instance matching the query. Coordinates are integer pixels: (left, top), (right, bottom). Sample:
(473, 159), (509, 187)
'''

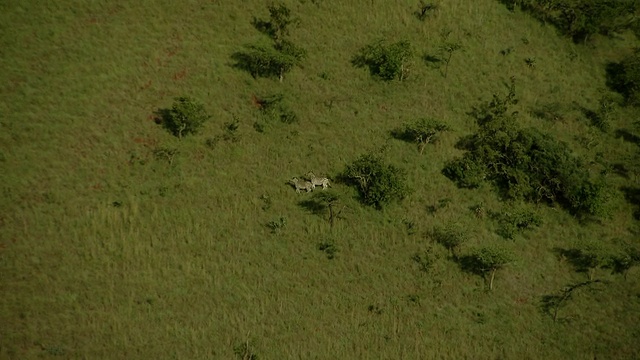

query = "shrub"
(266, 216), (286, 234)
(159, 97), (210, 138)
(503, 0), (639, 43)
(352, 40), (413, 81)
(493, 208), (542, 239)
(317, 239), (338, 259)
(442, 156), (486, 189)
(254, 93), (298, 124)
(431, 223), (468, 258)
(342, 153), (409, 209)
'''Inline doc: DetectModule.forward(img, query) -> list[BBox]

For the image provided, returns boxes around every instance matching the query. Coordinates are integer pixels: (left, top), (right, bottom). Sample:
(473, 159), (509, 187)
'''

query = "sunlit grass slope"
(1, 0), (639, 359)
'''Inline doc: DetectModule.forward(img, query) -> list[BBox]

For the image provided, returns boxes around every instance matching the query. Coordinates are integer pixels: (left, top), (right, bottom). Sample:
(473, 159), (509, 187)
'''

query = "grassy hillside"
(1, 0), (639, 358)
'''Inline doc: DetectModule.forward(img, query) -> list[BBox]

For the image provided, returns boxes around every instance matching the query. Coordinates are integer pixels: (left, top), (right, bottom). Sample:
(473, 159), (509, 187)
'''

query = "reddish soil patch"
(172, 69), (187, 81)
(133, 137), (158, 148)
(140, 80), (152, 91)
(514, 297), (528, 305)
(251, 94), (263, 109)
(166, 47), (179, 58)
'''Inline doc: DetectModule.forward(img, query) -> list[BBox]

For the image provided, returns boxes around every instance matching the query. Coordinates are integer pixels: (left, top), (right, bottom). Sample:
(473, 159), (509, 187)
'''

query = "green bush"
(342, 153), (409, 209)
(442, 156), (486, 189)
(493, 208), (542, 239)
(255, 93), (298, 124)
(352, 40), (413, 81)
(160, 97), (210, 138)
(503, 0), (639, 43)
(431, 223), (468, 258)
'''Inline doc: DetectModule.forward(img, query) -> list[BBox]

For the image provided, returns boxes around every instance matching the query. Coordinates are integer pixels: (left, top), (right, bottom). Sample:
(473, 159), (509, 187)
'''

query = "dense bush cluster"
(352, 40), (413, 81)
(443, 80), (610, 217)
(342, 153), (410, 209)
(503, 0), (639, 43)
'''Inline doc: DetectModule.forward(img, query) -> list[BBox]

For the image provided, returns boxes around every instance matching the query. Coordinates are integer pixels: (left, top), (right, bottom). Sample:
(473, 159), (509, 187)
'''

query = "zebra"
(289, 177), (315, 193)
(306, 172), (331, 190)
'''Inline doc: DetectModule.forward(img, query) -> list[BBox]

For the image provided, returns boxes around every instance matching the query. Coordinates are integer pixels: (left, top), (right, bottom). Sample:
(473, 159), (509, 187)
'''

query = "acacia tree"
(470, 246), (514, 290)
(431, 223), (468, 259)
(391, 118), (450, 154)
(251, 3), (298, 45)
(158, 97), (210, 139)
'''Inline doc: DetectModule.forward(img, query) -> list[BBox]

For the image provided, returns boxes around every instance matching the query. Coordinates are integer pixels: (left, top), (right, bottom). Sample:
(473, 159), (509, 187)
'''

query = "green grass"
(1, 0), (639, 359)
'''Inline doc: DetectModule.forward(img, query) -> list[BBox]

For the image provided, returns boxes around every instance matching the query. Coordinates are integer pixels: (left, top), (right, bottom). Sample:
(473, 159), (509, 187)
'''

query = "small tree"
(233, 3), (305, 82)
(299, 191), (345, 228)
(610, 244), (640, 278)
(342, 153), (409, 209)
(564, 240), (614, 280)
(440, 37), (462, 78)
(541, 280), (602, 322)
(159, 97), (210, 139)
(391, 118), (450, 153)
(431, 223), (468, 258)
(233, 41), (305, 82)
(251, 3), (298, 45)
(352, 40), (413, 81)
(470, 246), (514, 290)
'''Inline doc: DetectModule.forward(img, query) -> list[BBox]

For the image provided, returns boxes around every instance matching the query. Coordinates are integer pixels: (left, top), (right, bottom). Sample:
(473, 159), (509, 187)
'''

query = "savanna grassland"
(1, 0), (640, 359)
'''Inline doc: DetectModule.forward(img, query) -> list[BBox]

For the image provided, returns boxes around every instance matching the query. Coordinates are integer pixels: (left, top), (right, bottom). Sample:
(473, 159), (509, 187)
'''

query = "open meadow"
(1, 0), (639, 358)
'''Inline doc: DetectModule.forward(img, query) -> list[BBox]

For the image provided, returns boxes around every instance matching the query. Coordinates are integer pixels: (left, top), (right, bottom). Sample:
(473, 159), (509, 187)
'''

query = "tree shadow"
(455, 254), (485, 277)
(552, 247), (592, 274)
(621, 186), (640, 220)
(298, 198), (327, 216)
(611, 163), (630, 179)
(152, 108), (173, 134)
(230, 49), (278, 80)
(614, 129), (640, 146)
(389, 127), (414, 143)
(413, 2), (437, 21)
(251, 17), (276, 39)
(605, 62), (629, 99)
(453, 134), (476, 151)
(422, 54), (442, 69)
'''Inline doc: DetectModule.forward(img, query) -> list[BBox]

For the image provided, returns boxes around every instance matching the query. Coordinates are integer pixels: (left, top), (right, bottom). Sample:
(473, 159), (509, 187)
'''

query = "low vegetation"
(2, 0), (639, 358)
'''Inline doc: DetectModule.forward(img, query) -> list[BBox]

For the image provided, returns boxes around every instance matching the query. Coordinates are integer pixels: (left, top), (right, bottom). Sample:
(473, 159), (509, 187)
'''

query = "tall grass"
(1, 0), (639, 358)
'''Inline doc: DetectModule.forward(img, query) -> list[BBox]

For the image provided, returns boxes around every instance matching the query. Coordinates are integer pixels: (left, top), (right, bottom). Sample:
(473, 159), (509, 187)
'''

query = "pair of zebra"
(289, 172), (331, 193)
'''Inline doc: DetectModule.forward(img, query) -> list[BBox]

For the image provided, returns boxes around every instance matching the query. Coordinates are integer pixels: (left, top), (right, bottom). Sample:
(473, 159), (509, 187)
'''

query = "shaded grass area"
(1, 0), (640, 359)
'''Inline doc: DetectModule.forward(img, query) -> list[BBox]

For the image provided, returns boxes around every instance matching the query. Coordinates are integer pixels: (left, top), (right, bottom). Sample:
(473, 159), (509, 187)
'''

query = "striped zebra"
(289, 177), (315, 193)
(306, 172), (331, 190)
